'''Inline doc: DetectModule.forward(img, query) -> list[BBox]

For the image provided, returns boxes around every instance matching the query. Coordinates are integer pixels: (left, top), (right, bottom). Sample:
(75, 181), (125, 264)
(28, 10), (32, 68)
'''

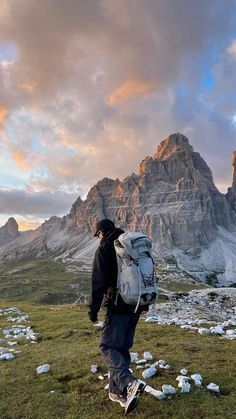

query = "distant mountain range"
(1, 133), (236, 285)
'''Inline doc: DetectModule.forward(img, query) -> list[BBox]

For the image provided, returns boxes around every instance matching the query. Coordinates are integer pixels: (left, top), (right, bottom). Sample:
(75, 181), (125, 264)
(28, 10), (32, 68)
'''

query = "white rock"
(194, 380), (202, 387)
(188, 321), (198, 327)
(176, 375), (191, 382)
(198, 328), (210, 335)
(162, 384), (176, 395)
(136, 366), (144, 369)
(90, 365), (98, 373)
(142, 366), (157, 379)
(145, 385), (166, 400)
(222, 334), (236, 340)
(130, 352), (139, 363)
(143, 351), (153, 361)
(7, 341), (17, 346)
(180, 368), (188, 375)
(15, 332), (25, 339)
(176, 320), (188, 326)
(136, 359), (147, 364)
(145, 316), (159, 323)
(207, 383), (220, 393)
(104, 383), (109, 390)
(0, 353), (15, 360)
(198, 319), (209, 325)
(226, 329), (236, 335)
(37, 364), (50, 374)
(98, 375), (104, 380)
(181, 325), (198, 330)
(93, 321), (103, 330)
(210, 326), (225, 335)
(191, 373), (202, 382)
(164, 364), (170, 369)
(181, 382), (191, 393)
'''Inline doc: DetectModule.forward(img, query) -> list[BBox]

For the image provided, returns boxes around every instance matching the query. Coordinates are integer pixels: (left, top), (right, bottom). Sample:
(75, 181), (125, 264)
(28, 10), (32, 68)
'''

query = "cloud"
(0, 0), (234, 109)
(227, 39), (236, 59)
(18, 217), (42, 231)
(10, 150), (31, 170)
(0, 0), (236, 222)
(0, 188), (78, 218)
(105, 79), (155, 106)
(19, 80), (38, 93)
(0, 105), (8, 124)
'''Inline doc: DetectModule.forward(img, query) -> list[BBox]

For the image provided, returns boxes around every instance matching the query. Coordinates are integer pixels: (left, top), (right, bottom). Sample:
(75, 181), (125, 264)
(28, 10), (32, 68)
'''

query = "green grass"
(0, 258), (209, 307)
(0, 301), (235, 419)
(0, 259), (90, 304)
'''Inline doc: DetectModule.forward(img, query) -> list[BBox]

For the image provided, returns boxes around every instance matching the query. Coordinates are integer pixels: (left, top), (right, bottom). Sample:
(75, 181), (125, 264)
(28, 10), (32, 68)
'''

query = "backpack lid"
(116, 231), (153, 259)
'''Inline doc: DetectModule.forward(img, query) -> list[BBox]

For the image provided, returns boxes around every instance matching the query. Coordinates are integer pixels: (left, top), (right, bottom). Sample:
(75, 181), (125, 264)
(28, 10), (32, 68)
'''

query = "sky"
(0, 0), (236, 230)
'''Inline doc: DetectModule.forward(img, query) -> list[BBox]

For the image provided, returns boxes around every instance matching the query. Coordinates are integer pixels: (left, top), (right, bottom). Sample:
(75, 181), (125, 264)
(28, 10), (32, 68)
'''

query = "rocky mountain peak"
(153, 133), (193, 160)
(70, 196), (83, 219)
(5, 217), (19, 234)
(232, 151), (236, 189)
(139, 132), (215, 189)
(69, 133), (236, 252)
(226, 151), (236, 212)
(0, 217), (20, 246)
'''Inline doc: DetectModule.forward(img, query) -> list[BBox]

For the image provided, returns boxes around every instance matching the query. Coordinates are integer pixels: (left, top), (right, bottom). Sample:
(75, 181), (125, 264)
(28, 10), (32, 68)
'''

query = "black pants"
(100, 312), (140, 395)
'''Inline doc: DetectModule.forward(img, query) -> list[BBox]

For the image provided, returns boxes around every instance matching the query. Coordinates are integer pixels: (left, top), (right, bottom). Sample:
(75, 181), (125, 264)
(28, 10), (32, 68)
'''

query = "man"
(88, 219), (146, 414)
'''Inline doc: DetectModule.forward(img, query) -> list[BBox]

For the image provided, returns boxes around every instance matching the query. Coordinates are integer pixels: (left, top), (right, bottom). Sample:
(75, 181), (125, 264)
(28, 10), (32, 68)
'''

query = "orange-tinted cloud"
(19, 80), (38, 93)
(105, 79), (154, 107)
(0, 105), (8, 125)
(11, 150), (31, 170)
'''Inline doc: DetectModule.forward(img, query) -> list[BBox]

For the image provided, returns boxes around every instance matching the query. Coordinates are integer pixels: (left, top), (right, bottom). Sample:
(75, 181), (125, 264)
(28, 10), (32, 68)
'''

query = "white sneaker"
(109, 392), (127, 407)
(124, 380), (146, 414)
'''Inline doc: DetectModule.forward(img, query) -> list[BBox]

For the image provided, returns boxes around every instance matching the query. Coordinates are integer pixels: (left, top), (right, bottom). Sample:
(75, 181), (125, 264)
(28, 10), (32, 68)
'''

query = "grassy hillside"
(0, 259), (90, 304)
(0, 301), (235, 419)
(0, 259), (208, 306)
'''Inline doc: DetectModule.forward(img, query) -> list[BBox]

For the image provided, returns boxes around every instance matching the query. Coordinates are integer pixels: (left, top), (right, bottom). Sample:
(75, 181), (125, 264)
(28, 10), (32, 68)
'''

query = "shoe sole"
(109, 393), (126, 407)
(124, 382), (146, 415)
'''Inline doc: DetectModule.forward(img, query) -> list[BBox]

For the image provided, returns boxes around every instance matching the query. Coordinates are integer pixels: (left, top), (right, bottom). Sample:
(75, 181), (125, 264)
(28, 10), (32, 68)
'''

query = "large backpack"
(114, 231), (157, 312)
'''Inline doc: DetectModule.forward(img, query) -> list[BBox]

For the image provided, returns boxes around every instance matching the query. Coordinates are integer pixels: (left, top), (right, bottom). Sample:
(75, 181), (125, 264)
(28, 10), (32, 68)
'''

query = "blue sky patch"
(201, 72), (215, 90)
(0, 41), (18, 62)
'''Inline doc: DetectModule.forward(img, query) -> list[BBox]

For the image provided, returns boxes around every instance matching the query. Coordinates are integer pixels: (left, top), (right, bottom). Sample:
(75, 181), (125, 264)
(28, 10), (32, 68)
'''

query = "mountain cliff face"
(226, 151), (236, 213)
(0, 217), (20, 246)
(71, 133), (236, 251)
(0, 133), (236, 284)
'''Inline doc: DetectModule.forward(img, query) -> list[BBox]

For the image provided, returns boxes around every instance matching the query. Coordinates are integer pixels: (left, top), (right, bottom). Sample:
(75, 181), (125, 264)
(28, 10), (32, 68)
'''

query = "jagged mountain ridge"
(1, 133), (236, 284)
(71, 133), (236, 249)
(226, 151), (236, 213)
(0, 217), (20, 246)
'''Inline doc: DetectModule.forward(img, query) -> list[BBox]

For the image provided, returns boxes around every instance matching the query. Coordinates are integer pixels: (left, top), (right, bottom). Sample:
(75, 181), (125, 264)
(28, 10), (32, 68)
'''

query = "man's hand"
(88, 308), (98, 323)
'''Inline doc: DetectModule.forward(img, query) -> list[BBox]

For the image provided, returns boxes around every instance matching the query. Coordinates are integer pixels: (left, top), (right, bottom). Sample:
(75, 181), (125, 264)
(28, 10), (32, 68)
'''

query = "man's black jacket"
(88, 227), (145, 317)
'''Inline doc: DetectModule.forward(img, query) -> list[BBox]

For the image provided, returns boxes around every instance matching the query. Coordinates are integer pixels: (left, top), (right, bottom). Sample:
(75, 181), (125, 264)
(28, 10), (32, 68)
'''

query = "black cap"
(94, 219), (115, 237)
